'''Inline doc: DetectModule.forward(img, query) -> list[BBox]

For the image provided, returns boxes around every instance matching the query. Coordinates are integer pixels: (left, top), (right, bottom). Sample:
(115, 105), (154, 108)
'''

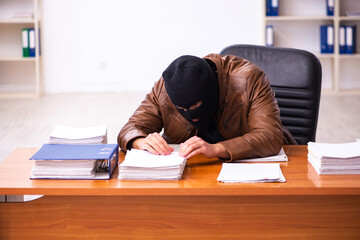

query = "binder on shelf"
(326, 0), (334, 16)
(320, 25), (334, 54)
(28, 28), (35, 57)
(345, 25), (356, 54)
(339, 26), (346, 54)
(266, 0), (278, 16)
(30, 144), (119, 180)
(265, 25), (274, 46)
(22, 28), (30, 57)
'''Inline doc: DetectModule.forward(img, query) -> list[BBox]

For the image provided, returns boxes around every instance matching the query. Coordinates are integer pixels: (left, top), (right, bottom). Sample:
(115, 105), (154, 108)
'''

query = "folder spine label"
(266, 25), (274, 46)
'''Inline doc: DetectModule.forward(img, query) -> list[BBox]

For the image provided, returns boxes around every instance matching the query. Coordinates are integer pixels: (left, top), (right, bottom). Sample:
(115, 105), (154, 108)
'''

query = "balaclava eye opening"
(162, 55), (219, 130)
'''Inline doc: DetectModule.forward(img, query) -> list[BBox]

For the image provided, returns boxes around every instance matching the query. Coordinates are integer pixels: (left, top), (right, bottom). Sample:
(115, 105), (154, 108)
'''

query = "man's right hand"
(131, 133), (174, 155)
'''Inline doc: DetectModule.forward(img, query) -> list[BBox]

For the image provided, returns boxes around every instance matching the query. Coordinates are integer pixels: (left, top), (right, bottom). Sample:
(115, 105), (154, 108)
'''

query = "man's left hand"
(178, 136), (230, 159)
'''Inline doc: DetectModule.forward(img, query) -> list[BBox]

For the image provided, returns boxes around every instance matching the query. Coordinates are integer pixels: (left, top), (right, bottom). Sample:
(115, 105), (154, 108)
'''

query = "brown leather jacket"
(118, 54), (296, 161)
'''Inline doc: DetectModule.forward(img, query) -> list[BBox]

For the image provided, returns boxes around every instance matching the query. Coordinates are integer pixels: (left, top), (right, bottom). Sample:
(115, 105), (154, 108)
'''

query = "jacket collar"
(203, 54), (228, 108)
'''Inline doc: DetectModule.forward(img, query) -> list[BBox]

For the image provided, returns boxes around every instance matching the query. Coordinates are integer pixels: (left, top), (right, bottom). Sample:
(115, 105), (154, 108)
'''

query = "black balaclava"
(162, 55), (220, 132)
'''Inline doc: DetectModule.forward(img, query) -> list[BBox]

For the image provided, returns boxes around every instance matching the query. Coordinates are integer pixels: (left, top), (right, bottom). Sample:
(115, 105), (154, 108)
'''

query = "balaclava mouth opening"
(162, 55), (219, 131)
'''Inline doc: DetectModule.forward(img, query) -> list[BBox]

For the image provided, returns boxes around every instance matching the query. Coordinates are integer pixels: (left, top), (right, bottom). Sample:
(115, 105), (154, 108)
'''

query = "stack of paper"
(31, 159), (97, 179)
(30, 144), (118, 179)
(217, 163), (286, 183)
(118, 149), (187, 180)
(233, 147), (288, 162)
(49, 125), (108, 144)
(307, 141), (360, 175)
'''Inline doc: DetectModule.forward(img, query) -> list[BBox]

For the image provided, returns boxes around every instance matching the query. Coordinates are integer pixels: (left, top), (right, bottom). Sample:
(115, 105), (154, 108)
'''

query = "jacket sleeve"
(219, 70), (283, 161)
(117, 79), (164, 152)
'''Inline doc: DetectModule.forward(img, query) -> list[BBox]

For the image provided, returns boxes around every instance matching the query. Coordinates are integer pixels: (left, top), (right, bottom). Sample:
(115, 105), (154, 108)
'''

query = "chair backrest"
(220, 44), (322, 145)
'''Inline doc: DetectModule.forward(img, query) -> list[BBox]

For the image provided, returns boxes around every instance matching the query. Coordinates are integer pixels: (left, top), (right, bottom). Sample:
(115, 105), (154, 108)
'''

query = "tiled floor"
(1, 92), (360, 162)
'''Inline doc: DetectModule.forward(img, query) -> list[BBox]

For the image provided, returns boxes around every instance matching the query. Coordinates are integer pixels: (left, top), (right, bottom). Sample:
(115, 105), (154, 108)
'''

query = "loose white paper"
(217, 163), (285, 183)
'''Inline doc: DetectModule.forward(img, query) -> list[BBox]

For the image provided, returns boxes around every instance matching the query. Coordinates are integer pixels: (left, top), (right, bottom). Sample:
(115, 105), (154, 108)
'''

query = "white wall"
(41, 0), (264, 93)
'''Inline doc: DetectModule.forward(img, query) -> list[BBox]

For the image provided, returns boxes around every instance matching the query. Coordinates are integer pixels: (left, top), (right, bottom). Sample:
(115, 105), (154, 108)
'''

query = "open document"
(118, 149), (187, 180)
(217, 163), (286, 183)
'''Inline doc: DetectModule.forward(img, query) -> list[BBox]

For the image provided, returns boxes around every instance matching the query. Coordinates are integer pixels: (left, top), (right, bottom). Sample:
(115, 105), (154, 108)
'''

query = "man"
(118, 54), (296, 161)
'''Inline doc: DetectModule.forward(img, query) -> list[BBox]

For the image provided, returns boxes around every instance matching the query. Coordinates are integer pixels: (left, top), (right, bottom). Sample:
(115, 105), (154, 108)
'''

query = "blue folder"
(266, 0), (278, 16)
(320, 25), (334, 54)
(345, 26), (356, 54)
(28, 28), (35, 57)
(326, 0), (334, 16)
(339, 26), (346, 54)
(30, 144), (119, 179)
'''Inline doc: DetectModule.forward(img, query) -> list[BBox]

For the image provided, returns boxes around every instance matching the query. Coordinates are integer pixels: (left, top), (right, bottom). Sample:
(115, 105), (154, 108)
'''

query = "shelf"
(264, 0), (360, 94)
(267, 16), (360, 22)
(0, 18), (35, 24)
(0, 83), (39, 98)
(0, 92), (39, 98)
(314, 53), (360, 59)
(314, 53), (335, 59)
(338, 54), (360, 59)
(266, 16), (334, 21)
(339, 16), (360, 21)
(0, 0), (42, 98)
(0, 56), (37, 61)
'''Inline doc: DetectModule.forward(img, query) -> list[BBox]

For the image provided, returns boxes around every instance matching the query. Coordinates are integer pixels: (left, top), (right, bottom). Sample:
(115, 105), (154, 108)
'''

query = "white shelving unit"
(0, 0), (42, 98)
(264, 0), (360, 94)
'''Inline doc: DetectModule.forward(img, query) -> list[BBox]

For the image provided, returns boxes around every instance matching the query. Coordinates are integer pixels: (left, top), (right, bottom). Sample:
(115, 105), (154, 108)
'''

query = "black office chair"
(220, 44), (322, 145)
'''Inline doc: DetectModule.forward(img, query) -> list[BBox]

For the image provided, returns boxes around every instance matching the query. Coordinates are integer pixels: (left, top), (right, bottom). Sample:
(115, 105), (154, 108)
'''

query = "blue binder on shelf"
(30, 144), (119, 180)
(326, 0), (334, 16)
(320, 25), (334, 54)
(339, 26), (346, 54)
(345, 25), (356, 54)
(266, 25), (274, 46)
(28, 28), (35, 57)
(266, 0), (278, 16)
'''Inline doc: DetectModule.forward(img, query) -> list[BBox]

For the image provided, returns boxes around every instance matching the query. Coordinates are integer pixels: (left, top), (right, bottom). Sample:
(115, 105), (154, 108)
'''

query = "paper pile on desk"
(30, 144), (118, 179)
(217, 163), (286, 183)
(118, 149), (187, 180)
(233, 147), (288, 162)
(31, 159), (97, 179)
(307, 141), (360, 175)
(49, 125), (108, 144)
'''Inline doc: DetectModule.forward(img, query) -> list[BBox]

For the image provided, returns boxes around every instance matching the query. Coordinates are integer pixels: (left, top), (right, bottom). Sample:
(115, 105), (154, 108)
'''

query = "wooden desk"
(1, 145), (360, 239)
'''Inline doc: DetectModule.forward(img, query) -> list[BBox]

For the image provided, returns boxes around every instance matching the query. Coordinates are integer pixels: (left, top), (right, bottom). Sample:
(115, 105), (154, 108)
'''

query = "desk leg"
(1, 195), (360, 239)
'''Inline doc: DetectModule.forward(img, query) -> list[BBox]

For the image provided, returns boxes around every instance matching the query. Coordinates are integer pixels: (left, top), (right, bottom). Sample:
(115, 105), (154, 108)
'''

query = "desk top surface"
(0, 145), (360, 196)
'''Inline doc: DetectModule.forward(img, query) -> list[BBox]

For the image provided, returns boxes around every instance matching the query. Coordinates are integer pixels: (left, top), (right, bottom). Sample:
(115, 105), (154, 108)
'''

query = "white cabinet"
(264, 0), (360, 94)
(0, 0), (42, 98)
